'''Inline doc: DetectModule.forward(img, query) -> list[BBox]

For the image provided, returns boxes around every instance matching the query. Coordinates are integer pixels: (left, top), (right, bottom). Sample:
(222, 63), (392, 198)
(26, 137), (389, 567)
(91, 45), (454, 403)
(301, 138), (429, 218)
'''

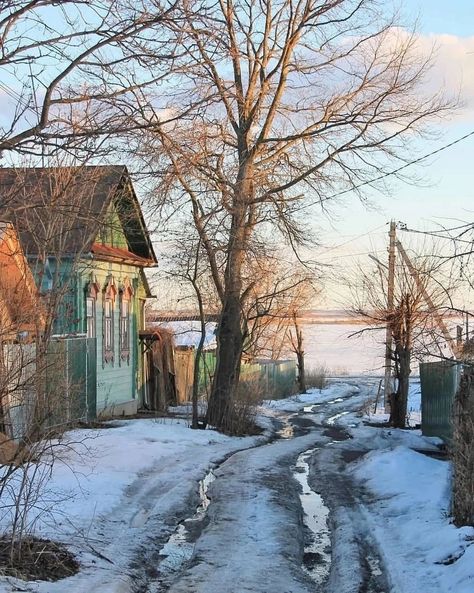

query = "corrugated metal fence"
(419, 360), (463, 442)
(257, 359), (297, 399)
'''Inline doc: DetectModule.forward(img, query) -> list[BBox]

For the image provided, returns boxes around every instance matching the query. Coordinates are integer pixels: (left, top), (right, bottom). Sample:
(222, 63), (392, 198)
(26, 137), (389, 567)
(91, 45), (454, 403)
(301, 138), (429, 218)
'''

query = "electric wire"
(307, 129), (474, 207)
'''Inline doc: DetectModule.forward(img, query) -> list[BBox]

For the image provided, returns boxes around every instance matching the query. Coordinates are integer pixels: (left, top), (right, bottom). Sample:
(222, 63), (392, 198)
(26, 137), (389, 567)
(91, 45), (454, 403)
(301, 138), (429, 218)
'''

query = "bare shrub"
(305, 366), (328, 391)
(212, 378), (264, 436)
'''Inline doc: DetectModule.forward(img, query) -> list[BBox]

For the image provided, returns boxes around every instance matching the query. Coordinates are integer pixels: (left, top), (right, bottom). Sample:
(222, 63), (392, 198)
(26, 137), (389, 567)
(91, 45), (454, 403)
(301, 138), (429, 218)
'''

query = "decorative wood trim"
(119, 277), (133, 365)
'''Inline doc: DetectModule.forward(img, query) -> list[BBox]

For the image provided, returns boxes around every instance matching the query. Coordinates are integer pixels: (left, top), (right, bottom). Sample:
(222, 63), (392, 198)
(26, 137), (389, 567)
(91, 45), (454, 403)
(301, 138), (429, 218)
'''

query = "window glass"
(120, 296), (130, 360)
(86, 297), (95, 338)
(105, 298), (113, 353)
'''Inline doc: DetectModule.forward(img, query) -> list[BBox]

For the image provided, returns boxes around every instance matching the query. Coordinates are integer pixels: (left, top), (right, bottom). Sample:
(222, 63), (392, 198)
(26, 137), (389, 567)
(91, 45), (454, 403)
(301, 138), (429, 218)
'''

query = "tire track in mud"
(142, 381), (387, 593)
(304, 380), (391, 593)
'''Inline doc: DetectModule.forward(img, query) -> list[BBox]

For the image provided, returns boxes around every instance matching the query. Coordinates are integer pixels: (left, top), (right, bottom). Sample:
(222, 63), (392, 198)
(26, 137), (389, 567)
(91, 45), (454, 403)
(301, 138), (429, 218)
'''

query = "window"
(103, 277), (116, 365)
(85, 276), (99, 339)
(86, 297), (96, 338)
(104, 298), (113, 355)
(120, 298), (130, 360)
(119, 279), (133, 363)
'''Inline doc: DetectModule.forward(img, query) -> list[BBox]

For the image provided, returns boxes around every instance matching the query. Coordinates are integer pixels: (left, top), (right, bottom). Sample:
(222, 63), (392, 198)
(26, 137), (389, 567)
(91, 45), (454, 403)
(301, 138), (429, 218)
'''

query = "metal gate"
(47, 336), (97, 424)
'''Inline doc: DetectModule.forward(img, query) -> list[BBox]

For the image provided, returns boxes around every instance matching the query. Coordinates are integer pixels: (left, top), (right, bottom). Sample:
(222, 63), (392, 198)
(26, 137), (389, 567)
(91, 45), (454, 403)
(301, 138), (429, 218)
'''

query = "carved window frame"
(119, 278), (133, 364)
(85, 276), (100, 339)
(103, 276), (117, 365)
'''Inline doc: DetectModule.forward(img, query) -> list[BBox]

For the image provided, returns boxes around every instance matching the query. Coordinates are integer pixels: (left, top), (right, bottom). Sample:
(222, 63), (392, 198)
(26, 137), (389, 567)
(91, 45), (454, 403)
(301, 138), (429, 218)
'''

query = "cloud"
(413, 32), (474, 120)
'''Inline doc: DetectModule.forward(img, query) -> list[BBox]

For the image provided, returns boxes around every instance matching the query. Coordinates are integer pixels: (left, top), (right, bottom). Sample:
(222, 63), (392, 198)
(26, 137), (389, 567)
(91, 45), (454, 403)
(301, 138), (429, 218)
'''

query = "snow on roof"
(148, 320), (217, 350)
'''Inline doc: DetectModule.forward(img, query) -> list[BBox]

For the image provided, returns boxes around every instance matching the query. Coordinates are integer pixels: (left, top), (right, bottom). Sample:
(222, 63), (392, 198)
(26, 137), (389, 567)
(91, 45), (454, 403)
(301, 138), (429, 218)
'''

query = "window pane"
(86, 298), (95, 338)
(122, 300), (129, 318)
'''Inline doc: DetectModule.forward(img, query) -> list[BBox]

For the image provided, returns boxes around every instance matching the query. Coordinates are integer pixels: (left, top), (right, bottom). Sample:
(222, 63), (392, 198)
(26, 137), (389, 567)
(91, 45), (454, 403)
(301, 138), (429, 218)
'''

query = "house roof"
(0, 222), (43, 337)
(0, 165), (157, 264)
(148, 320), (218, 351)
(91, 243), (155, 266)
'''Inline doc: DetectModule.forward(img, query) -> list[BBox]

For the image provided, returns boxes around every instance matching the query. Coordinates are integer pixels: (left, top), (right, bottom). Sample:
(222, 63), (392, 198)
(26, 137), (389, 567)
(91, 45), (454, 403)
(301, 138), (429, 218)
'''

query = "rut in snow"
(152, 469), (216, 590)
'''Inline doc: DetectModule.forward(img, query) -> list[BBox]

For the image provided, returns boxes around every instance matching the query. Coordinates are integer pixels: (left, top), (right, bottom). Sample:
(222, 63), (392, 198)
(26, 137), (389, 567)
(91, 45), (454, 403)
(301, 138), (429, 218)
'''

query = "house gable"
(0, 165), (157, 265)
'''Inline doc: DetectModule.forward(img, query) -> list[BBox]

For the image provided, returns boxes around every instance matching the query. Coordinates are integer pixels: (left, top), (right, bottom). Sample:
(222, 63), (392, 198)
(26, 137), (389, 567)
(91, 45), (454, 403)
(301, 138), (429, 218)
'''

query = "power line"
(318, 249), (386, 260)
(319, 223), (386, 254)
(309, 129), (474, 206)
(398, 223), (474, 244)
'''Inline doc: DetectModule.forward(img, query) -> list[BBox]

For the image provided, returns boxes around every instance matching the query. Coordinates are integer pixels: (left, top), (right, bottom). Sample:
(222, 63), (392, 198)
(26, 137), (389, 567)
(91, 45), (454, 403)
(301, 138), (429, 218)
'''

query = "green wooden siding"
(98, 203), (129, 249)
(77, 261), (145, 412)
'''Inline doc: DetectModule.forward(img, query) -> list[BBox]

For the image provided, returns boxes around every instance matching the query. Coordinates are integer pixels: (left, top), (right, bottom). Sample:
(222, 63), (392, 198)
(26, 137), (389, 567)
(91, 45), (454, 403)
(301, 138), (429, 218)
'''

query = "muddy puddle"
(293, 447), (331, 586)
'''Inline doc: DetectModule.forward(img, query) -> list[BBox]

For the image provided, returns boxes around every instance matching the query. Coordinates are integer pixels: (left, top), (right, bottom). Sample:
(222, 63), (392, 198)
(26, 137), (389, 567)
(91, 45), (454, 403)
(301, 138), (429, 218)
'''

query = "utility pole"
(384, 220), (396, 409)
(396, 239), (457, 358)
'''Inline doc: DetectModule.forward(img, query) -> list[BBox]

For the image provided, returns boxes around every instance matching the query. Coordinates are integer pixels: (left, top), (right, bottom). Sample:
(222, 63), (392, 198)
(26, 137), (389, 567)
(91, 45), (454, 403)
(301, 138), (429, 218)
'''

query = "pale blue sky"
(408, 0), (473, 36)
(317, 1), (474, 307)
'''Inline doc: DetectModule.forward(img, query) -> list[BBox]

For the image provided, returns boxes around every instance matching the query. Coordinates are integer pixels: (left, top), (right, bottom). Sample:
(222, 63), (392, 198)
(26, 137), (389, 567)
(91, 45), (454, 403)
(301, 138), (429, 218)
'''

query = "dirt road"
(149, 379), (398, 593)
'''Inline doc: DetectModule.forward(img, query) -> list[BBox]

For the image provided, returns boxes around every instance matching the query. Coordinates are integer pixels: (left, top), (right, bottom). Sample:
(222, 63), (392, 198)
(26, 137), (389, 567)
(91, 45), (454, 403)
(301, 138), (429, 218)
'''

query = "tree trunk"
(293, 313), (306, 393)
(206, 146), (254, 432)
(207, 292), (243, 431)
(192, 279), (207, 429)
(297, 350), (306, 394)
(390, 346), (410, 428)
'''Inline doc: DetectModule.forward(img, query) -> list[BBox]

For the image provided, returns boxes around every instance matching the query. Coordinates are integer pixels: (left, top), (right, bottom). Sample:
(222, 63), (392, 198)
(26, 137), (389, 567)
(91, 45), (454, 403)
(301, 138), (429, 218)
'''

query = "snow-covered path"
(1, 380), (473, 593)
(159, 381), (381, 593)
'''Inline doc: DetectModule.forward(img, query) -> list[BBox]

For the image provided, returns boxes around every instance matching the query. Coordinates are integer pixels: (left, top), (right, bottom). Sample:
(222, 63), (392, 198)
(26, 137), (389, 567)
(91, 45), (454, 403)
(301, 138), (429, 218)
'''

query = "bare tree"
(0, 0), (179, 158)
(349, 248), (455, 428)
(135, 0), (453, 431)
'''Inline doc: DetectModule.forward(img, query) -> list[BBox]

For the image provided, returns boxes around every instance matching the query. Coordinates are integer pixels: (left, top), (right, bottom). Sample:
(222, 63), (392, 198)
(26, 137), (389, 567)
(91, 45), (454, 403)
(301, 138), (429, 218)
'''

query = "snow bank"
(263, 382), (360, 412)
(352, 446), (474, 593)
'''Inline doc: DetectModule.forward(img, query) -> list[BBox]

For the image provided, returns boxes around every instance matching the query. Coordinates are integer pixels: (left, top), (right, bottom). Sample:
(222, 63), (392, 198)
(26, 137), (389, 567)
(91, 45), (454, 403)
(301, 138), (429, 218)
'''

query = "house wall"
(76, 260), (148, 417)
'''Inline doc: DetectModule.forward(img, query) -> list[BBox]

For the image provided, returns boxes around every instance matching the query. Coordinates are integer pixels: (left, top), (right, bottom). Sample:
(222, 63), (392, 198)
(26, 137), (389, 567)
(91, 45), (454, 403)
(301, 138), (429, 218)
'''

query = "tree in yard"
(242, 264), (316, 394)
(130, 0), (452, 431)
(0, 0), (178, 158)
(159, 233), (221, 428)
(290, 311), (307, 394)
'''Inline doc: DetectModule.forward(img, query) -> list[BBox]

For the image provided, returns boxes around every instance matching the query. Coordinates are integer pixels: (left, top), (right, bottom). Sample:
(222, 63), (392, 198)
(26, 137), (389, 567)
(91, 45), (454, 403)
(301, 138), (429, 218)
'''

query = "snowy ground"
(0, 381), (472, 593)
(352, 447), (474, 593)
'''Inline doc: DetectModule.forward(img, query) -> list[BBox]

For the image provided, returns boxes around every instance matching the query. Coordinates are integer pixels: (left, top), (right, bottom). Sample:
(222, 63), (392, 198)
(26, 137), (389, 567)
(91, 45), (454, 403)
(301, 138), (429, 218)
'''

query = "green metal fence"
(257, 359), (297, 399)
(193, 352), (297, 400)
(419, 360), (462, 442)
(196, 350), (217, 397)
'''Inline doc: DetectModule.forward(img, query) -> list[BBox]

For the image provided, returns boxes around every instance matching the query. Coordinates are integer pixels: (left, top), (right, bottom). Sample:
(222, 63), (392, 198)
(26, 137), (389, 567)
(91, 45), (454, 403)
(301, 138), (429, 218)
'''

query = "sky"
(315, 0), (474, 308)
(0, 1), (472, 310)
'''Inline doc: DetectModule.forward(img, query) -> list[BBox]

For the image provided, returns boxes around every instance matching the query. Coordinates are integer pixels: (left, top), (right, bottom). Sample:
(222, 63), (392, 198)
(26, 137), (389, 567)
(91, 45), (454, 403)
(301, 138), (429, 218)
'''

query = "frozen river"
(301, 322), (385, 376)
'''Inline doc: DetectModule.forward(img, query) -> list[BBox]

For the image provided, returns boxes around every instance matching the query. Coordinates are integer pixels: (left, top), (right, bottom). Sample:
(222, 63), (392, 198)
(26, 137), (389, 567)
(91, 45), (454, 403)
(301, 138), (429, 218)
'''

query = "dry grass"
(0, 536), (79, 581)
(305, 366), (328, 390)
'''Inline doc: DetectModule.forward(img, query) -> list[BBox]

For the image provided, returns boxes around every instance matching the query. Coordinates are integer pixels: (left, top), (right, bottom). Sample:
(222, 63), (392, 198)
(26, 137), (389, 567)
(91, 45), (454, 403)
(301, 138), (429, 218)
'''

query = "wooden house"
(0, 222), (43, 437)
(0, 221), (42, 341)
(0, 166), (157, 417)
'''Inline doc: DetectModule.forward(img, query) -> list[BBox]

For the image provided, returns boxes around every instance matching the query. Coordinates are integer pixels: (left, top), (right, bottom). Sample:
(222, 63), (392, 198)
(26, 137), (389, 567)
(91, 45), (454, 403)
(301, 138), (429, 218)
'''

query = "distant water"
(302, 322), (385, 376)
